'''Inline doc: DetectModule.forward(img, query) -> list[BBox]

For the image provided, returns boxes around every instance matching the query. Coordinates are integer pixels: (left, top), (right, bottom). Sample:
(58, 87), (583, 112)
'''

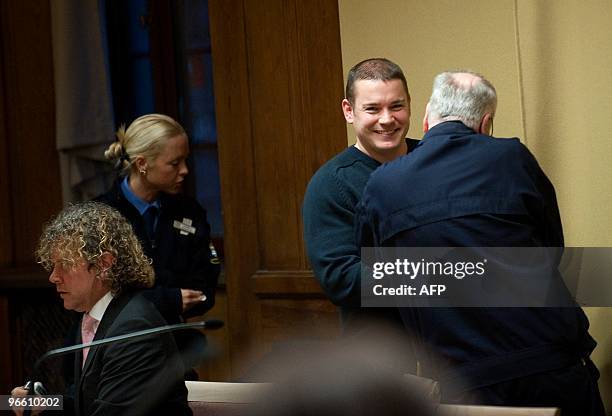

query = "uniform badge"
(173, 218), (196, 235)
(209, 242), (220, 264)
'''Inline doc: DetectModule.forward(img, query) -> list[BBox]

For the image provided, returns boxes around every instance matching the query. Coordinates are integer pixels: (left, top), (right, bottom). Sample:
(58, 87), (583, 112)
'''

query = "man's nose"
(49, 267), (61, 283)
(379, 109), (394, 124)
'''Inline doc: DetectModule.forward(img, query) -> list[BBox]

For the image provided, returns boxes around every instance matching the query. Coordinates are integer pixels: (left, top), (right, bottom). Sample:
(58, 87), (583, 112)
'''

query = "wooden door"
(209, 0), (347, 377)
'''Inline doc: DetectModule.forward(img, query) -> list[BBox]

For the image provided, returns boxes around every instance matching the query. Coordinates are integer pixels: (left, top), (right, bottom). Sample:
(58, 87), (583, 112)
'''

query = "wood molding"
(251, 270), (325, 296)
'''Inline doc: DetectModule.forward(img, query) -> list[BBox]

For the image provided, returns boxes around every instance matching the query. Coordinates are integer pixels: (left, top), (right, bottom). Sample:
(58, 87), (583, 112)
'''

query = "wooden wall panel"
(0, 20), (12, 380)
(0, 0), (61, 390)
(290, 0), (347, 269)
(0, 13), (13, 268)
(243, 0), (303, 270)
(209, 0), (261, 377)
(0, 0), (61, 266)
(243, 0), (346, 270)
(258, 298), (339, 347)
(210, 0), (346, 378)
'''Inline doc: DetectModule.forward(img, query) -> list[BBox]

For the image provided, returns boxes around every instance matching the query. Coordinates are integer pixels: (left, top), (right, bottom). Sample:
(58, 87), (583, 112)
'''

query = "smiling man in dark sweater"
(302, 58), (418, 334)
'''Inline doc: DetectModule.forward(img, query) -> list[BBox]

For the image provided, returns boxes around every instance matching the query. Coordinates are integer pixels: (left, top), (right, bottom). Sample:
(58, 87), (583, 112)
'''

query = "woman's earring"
(139, 169), (147, 175)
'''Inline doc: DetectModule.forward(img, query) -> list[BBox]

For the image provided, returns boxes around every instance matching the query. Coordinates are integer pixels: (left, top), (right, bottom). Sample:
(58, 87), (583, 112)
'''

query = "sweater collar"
(349, 137), (415, 167)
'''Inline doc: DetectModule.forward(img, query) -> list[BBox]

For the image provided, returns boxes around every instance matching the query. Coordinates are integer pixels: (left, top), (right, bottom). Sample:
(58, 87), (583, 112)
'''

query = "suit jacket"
(73, 291), (192, 416)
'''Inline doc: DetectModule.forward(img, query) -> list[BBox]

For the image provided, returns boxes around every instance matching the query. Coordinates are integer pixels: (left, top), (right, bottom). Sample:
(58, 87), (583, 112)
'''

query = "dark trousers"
(450, 359), (605, 416)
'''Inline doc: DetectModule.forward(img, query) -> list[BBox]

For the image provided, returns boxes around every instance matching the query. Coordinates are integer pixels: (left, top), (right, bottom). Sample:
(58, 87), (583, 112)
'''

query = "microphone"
(23, 319), (223, 394)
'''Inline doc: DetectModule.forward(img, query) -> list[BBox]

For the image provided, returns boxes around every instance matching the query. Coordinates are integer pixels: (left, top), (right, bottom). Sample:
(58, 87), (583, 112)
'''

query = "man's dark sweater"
(302, 140), (418, 330)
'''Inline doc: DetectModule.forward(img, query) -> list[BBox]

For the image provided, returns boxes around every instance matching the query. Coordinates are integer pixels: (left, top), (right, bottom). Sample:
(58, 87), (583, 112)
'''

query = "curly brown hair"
(37, 202), (154, 294)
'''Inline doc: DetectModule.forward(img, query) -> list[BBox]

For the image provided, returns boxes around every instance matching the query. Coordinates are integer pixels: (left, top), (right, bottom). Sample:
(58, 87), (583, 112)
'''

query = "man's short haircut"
(37, 202), (154, 294)
(428, 70), (497, 131)
(345, 58), (410, 105)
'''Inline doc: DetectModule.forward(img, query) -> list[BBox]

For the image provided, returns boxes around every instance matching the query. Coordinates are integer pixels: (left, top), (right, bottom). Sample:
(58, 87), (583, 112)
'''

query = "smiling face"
(342, 79), (410, 162)
(48, 257), (109, 312)
(143, 134), (190, 196)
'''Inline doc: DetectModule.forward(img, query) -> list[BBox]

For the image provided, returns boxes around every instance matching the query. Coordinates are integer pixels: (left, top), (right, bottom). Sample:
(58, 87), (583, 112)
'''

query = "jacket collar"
(423, 120), (476, 140)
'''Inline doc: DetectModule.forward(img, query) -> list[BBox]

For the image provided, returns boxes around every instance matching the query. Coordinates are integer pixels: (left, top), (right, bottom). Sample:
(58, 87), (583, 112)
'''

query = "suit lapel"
(75, 293), (132, 380)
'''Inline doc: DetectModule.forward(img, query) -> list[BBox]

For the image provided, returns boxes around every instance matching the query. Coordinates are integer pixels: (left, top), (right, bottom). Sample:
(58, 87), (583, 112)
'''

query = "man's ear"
(479, 113), (493, 135)
(342, 99), (354, 124)
(423, 103), (430, 133)
(97, 252), (115, 275)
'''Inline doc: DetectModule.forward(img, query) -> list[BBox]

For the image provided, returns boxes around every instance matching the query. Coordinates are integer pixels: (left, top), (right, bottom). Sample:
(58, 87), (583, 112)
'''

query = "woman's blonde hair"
(37, 202), (154, 294)
(104, 113), (186, 175)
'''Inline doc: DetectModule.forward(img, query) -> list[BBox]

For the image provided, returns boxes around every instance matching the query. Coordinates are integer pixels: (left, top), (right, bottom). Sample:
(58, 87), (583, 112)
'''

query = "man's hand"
(9, 386), (41, 416)
(180, 288), (205, 312)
